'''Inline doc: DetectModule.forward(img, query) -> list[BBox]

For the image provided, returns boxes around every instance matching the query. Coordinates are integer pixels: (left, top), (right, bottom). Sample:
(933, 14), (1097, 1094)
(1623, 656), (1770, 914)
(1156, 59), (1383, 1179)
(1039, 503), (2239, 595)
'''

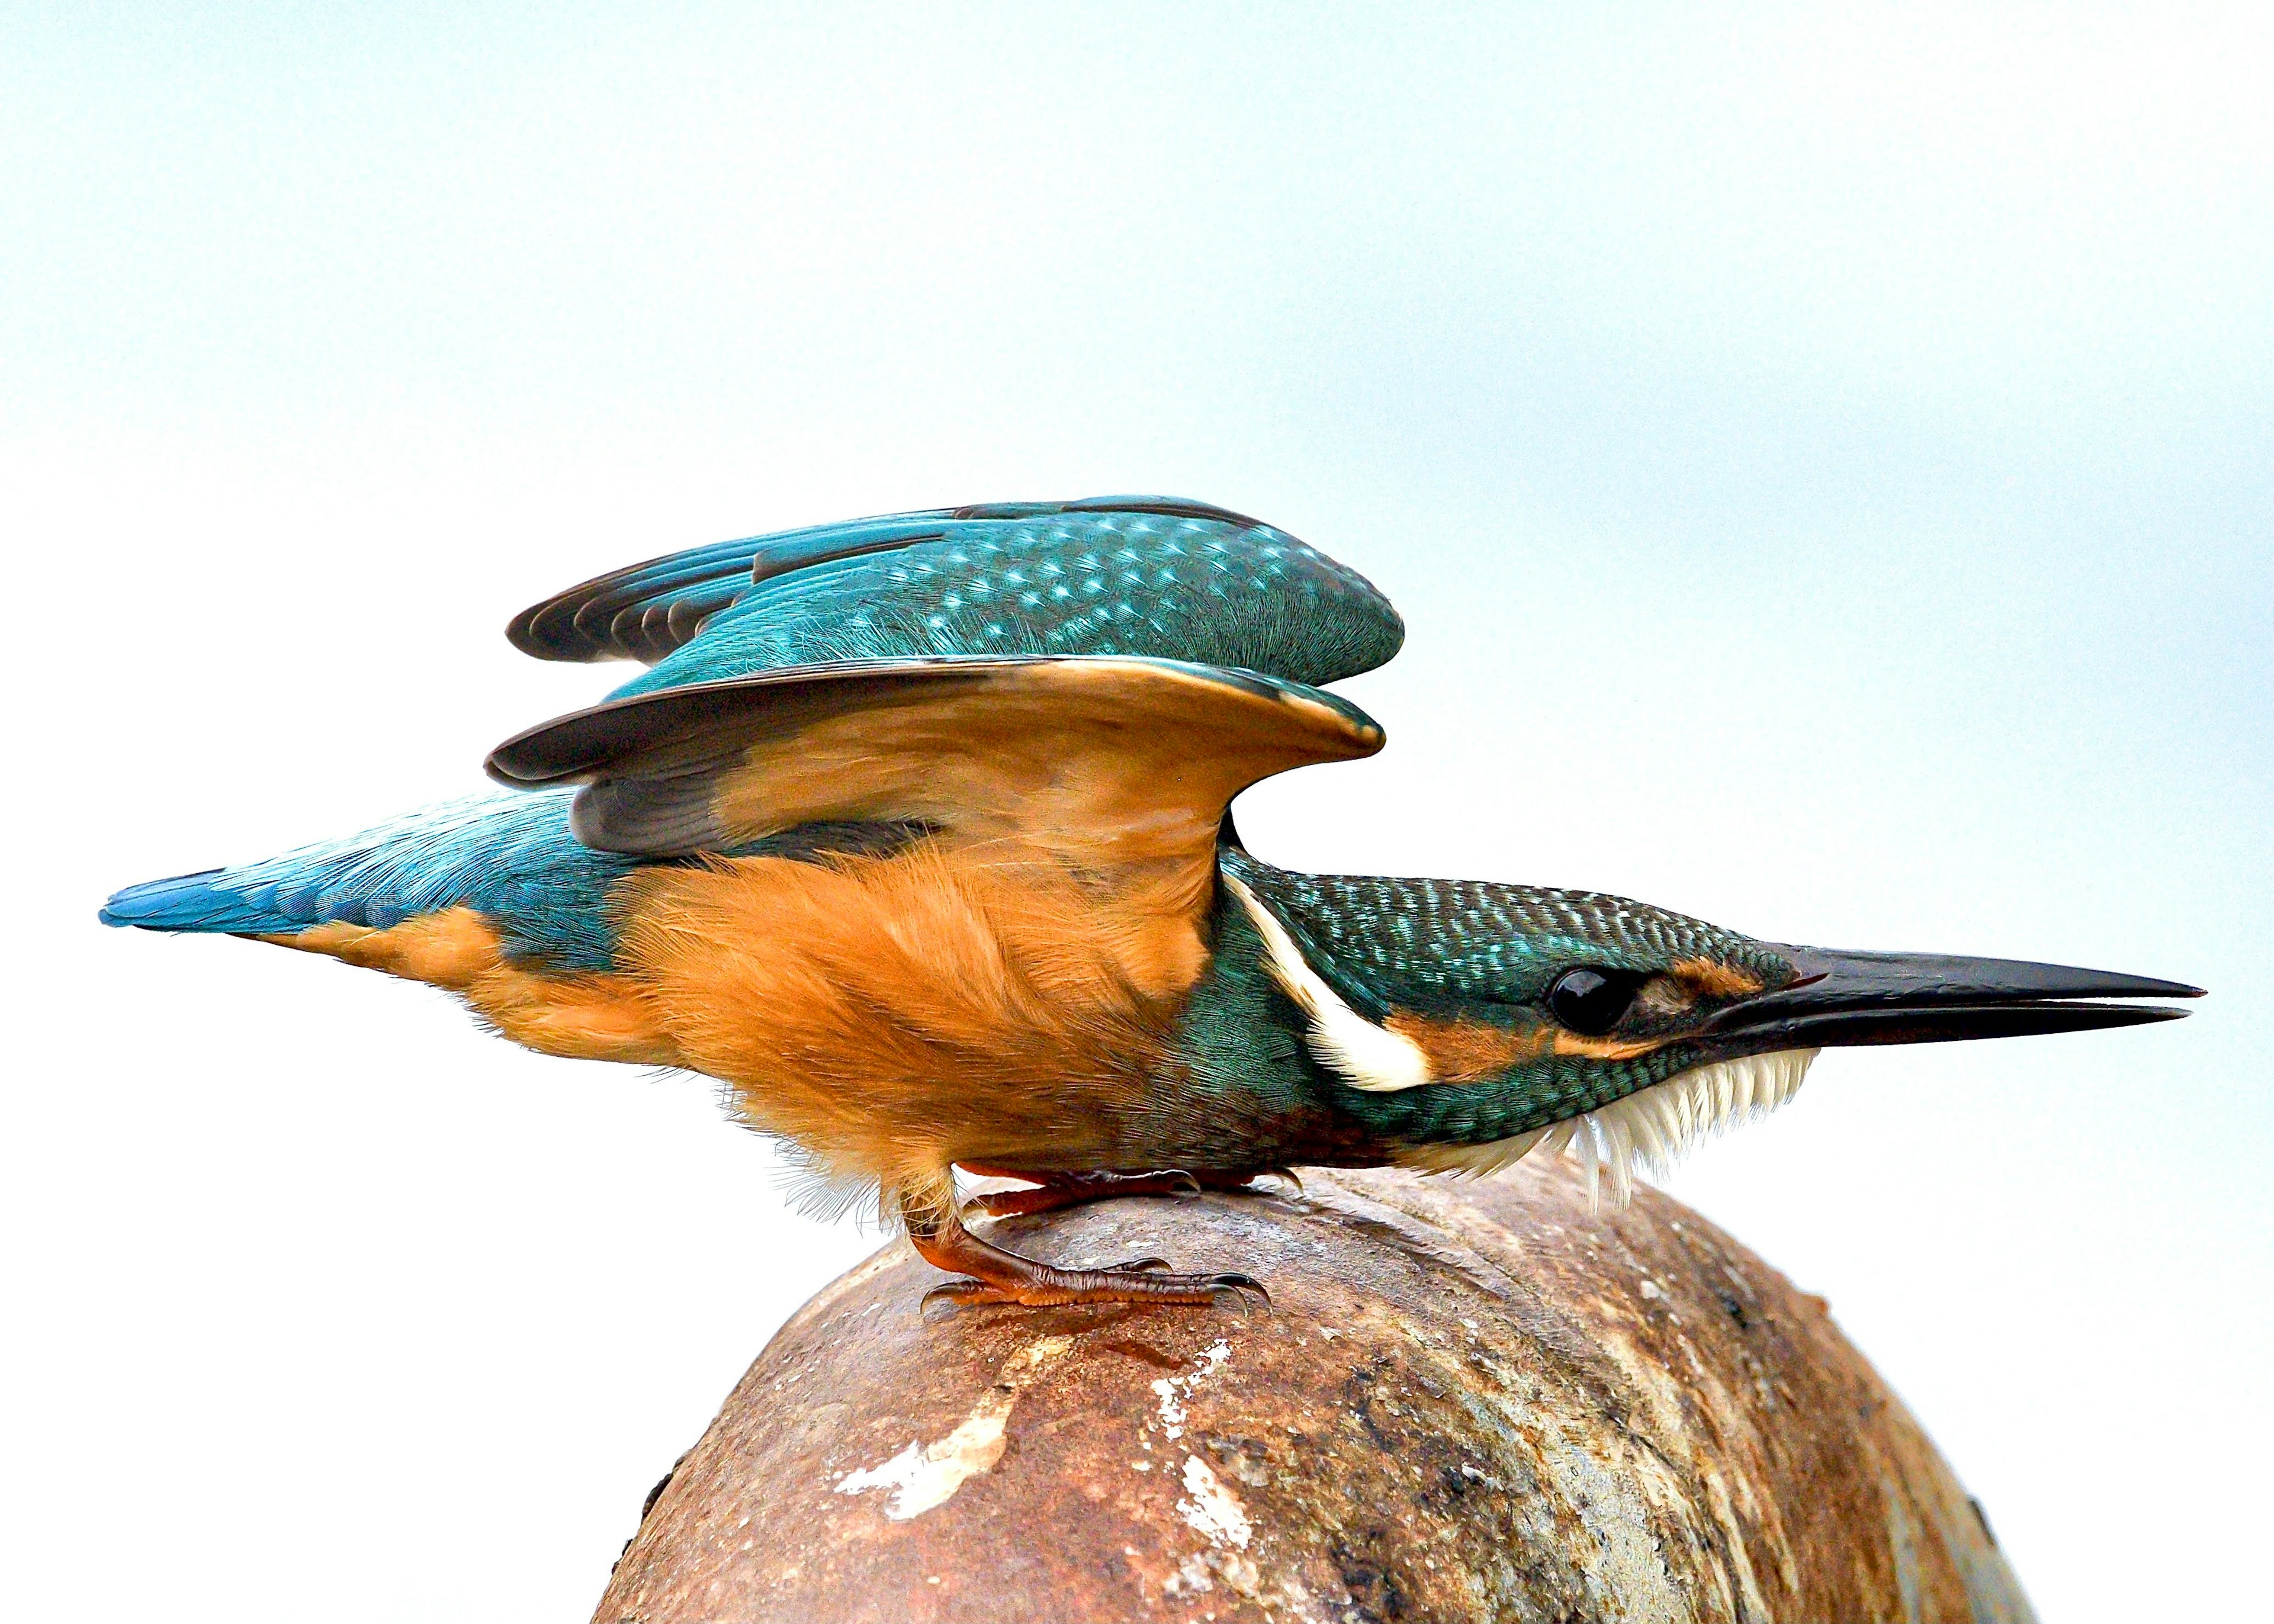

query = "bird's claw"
(917, 1261), (1270, 1316)
(920, 1277), (997, 1319)
(1206, 1271), (1270, 1313)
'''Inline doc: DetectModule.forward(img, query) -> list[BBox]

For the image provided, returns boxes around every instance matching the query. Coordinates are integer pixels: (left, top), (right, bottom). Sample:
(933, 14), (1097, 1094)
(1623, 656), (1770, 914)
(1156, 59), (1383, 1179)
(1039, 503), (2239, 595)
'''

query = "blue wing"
(506, 496), (1403, 699)
(104, 497), (1398, 960)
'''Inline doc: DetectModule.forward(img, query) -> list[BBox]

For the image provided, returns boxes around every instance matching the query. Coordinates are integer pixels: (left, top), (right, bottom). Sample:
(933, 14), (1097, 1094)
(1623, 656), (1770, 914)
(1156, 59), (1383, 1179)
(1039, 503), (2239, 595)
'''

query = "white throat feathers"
(1396, 1047), (1820, 1205)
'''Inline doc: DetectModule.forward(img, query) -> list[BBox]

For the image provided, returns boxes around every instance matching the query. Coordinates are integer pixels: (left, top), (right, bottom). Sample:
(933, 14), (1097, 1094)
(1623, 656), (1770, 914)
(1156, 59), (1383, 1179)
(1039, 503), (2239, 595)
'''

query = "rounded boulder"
(597, 1162), (2032, 1623)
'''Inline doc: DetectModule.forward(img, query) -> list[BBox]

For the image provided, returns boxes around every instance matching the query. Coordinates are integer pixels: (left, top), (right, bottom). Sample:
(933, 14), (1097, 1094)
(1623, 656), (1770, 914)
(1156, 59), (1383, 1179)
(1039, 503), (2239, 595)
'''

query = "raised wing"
(486, 656), (1383, 923)
(505, 497), (1403, 698)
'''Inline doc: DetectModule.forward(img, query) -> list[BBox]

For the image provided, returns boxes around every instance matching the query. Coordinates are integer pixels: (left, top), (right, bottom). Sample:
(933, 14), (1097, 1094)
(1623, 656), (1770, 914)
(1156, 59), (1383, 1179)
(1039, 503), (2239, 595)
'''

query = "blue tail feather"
(101, 791), (940, 969)
(98, 789), (637, 970)
(99, 870), (304, 934)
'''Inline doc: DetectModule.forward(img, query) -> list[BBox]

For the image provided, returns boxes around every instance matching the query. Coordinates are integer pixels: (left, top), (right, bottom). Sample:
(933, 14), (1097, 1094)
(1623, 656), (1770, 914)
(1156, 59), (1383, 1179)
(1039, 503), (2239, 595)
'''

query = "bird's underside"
(101, 496), (2201, 1311)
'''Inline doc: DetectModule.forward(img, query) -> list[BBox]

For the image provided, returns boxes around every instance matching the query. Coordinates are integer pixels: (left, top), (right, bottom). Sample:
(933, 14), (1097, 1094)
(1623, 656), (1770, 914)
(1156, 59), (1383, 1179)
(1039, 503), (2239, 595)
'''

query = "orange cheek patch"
(1383, 1011), (1672, 1080)
(1384, 1012), (1553, 1083)
(1551, 1031), (1666, 1061)
(1671, 957), (1765, 1000)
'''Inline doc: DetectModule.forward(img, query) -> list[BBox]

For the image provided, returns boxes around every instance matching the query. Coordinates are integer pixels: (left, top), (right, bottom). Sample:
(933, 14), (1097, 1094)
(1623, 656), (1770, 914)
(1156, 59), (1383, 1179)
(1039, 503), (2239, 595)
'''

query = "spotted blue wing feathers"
(508, 497), (1403, 699)
(508, 513), (961, 665)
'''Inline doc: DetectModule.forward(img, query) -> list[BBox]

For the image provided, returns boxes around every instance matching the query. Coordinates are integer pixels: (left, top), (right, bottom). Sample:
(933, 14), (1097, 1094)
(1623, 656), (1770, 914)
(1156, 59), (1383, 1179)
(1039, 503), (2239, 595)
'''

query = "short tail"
(97, 789), (632, 972)
(99, 869), (308, 934)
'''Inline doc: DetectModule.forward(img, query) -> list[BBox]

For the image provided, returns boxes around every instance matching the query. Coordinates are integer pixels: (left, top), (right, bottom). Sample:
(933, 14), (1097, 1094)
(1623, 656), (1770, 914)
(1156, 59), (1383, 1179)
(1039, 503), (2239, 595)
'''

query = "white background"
(5, 6), (2267, 1620)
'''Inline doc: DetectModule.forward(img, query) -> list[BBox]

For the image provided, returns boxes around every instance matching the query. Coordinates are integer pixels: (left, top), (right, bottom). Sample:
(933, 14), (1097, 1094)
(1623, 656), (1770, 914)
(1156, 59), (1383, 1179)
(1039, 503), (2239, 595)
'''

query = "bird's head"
(1219, 861), (2201, 1193)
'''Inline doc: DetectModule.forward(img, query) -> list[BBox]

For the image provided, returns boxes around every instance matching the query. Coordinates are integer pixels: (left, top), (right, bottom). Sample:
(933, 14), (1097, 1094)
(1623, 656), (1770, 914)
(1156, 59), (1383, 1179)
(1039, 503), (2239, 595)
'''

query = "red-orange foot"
(908, 1207), (1267, 1314)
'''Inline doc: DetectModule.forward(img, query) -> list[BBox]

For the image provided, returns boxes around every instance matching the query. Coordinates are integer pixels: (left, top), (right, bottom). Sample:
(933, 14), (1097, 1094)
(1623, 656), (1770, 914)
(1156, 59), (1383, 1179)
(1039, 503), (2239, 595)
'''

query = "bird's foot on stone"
(919, 1265), (1266, 1317)
(908, 1210), (1266, 1315)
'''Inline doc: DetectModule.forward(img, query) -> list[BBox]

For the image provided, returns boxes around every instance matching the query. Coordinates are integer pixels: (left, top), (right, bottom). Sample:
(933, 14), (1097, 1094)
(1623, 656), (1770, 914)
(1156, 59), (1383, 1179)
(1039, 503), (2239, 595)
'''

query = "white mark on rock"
(833, 1442), (930, 1513)
(1149, 1378), (1186, 1439)
(1639, 1278), (1666, 1301)
(834, 1335), (1074, 1519)
(1162, 1553), (1215, 1596)
(1148, 1338), (1232, 1443)
(1178, 1453), (1254, 1549)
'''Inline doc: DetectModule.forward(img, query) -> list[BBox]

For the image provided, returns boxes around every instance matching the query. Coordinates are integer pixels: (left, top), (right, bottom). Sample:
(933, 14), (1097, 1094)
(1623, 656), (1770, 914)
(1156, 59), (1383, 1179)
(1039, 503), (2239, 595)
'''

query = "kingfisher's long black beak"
(1703, 947), (2204, 1050)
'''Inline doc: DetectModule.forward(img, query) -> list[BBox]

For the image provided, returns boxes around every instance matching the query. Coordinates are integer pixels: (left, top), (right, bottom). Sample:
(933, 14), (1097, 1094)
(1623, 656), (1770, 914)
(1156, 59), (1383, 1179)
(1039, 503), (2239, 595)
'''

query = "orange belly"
(271, 841), (1202, 1194)
(614, 842), (1193, 1191)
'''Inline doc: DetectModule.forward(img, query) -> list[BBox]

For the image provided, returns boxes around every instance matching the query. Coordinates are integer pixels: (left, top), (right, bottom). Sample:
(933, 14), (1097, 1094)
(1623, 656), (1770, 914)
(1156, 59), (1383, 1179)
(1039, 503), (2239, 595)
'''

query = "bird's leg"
(957, 1164), (1296, 1220)
(898, 1176), (1265, 1312)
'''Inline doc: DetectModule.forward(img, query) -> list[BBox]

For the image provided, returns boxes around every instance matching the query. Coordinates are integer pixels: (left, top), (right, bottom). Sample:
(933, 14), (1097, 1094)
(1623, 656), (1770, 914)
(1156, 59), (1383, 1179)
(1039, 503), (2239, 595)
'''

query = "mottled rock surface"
(596, 1163), (2032, 1623)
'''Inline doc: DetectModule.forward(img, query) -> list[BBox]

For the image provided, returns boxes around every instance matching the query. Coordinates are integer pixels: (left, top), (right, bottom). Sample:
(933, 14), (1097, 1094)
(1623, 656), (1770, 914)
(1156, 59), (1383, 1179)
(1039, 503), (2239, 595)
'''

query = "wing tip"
(505, 603), (589, 662)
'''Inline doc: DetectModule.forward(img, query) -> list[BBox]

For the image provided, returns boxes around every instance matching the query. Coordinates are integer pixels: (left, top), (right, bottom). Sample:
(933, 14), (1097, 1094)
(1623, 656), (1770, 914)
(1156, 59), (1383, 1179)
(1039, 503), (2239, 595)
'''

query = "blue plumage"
(625, 509), (1399, 698)
(99, 788), (933, 969)
(511, 498), (1403, 698)
(508, 512), (972, 665)
(101, 789), (634, 968)
(1222, 851), (1790, 1020)
(98, 869), (295, 935)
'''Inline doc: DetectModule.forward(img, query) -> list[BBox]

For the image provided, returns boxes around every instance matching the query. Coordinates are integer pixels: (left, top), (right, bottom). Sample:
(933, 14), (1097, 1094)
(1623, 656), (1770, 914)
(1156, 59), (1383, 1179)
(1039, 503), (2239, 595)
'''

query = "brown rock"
(596, 1163), (2033, 1623)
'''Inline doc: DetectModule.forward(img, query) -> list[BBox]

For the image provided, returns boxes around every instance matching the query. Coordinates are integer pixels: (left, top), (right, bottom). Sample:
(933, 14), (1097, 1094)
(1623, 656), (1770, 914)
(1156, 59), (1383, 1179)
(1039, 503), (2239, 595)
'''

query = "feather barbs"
(260, 907), (679, 1066)
(1397, 1048), (1820, 1205)
(614, 839), (1197, 1188)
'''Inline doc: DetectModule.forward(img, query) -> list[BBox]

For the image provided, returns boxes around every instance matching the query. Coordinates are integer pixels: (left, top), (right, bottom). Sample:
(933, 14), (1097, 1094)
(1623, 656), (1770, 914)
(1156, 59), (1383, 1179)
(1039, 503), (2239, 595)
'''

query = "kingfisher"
(102, 497), (2200, 1310)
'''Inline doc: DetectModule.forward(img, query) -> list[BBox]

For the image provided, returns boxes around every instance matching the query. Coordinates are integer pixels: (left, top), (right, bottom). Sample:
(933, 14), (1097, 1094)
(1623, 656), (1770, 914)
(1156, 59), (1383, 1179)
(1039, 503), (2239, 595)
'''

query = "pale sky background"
(5, 5), (2269, 1620)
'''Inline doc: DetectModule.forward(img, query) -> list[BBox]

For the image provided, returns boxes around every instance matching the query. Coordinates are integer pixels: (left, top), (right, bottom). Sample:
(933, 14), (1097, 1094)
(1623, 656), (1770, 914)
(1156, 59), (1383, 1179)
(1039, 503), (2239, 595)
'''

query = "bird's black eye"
(1547, 967), (1640, 1036)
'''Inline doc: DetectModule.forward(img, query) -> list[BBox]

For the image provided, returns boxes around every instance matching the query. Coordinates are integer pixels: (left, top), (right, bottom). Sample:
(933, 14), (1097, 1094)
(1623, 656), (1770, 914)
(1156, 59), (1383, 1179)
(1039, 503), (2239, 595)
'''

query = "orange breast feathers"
(610, 842), (1197, 1188)
(263, 841), (1202, 1189)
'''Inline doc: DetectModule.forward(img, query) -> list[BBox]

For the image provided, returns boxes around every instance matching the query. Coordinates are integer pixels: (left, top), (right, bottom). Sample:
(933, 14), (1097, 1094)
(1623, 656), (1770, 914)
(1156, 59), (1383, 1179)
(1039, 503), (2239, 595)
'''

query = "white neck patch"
(1222, 871), (1434, 1092)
